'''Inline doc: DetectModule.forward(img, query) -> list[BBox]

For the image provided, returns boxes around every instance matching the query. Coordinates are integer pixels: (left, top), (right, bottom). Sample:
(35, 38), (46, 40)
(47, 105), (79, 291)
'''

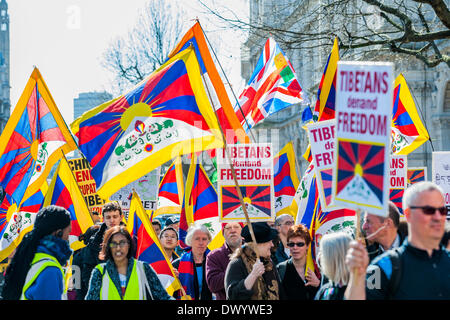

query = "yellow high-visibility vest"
(21, 252), (65, 300)
(96, 259), (150, 300)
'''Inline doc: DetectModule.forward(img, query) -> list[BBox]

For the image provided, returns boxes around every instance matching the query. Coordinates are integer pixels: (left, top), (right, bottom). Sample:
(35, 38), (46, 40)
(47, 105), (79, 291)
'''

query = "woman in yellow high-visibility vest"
(85, 226), (174, 300)
(2, 205), (72, 300)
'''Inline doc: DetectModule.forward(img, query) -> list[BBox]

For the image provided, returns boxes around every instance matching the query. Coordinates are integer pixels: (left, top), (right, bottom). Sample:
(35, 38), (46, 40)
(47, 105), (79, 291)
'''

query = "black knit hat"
(241, 222), (278, 244)
(33, 205), (71, 237)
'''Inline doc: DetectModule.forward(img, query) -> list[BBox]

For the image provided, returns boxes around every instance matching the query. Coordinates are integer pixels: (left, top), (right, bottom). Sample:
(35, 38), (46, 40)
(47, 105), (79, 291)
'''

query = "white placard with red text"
(217, 143), (274, 222)
(306, 119), (339, 210)
(332, 61), (393, 217)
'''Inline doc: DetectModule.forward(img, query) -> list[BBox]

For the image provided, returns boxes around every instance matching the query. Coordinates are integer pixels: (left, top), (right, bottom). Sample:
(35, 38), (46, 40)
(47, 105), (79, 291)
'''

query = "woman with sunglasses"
(276, 224), (320, 300)
(85, 226), (173, 300)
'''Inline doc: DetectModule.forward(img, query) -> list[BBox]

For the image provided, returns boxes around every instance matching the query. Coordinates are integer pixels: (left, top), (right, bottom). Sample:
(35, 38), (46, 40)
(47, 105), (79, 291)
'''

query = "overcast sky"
(8, 0), (247, 124)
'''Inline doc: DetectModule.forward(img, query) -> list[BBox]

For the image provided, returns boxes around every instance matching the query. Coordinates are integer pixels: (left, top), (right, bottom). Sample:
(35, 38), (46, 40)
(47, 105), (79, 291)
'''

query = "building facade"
(73, 91), (113, 120)
(241, 0), (450, 176)
(0, 0), (9, 135)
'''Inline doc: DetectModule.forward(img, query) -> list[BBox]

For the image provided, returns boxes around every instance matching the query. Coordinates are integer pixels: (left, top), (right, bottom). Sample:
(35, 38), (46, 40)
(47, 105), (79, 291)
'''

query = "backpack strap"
(386, 247), (403, 300)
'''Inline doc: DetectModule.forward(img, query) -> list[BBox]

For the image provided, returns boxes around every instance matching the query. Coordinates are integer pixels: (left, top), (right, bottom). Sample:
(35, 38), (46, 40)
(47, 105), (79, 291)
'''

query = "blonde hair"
(318, 232), (352, 286)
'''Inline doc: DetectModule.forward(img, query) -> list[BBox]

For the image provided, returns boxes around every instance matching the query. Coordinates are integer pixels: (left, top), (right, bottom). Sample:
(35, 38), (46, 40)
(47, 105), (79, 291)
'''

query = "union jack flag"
(236, 38), (308, 131)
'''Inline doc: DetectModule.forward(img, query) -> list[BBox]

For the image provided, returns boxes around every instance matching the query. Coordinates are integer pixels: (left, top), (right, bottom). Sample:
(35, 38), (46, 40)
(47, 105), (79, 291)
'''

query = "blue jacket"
(23, 235), (72, 300)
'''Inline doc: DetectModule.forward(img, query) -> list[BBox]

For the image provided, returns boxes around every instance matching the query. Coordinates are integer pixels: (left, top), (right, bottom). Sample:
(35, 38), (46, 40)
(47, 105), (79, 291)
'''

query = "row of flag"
(296, 37), (430, 277)
(0, 19), (430, 296)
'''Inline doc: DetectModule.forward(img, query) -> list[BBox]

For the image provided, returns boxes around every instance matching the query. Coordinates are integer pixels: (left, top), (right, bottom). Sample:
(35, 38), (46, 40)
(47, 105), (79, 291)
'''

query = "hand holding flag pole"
(190, 43), (260, 259)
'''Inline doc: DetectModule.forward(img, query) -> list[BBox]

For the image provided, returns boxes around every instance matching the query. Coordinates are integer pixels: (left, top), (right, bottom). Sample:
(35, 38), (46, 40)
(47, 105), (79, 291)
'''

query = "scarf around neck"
(178, 249), (210, 300)
(239, 244), (279, 300)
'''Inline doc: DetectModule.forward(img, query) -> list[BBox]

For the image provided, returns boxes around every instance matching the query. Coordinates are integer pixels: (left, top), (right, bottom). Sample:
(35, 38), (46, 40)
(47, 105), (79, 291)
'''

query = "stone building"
(0, 0), (9, 135)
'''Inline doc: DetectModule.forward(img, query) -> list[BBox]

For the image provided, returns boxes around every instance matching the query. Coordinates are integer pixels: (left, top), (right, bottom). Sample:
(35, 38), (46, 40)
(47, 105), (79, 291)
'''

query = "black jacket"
(74, 223), (108, 300)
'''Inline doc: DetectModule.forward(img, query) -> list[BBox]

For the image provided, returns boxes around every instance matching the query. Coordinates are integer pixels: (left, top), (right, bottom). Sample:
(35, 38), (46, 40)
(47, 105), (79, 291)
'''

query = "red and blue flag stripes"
(179, 155), (218, 248)
(0, 68), (77, 207)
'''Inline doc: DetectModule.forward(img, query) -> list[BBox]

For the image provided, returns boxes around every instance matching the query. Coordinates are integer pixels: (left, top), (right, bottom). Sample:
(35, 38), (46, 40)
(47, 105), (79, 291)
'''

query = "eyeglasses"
(410, 206), (448, 216)
(287, 242), (306, 248)
(282, 221), (294, 227)
(109, 240), (129, 249)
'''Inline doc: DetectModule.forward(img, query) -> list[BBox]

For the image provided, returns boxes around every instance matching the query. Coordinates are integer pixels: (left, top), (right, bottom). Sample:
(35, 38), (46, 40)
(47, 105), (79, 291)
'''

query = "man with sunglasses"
(273, 214), (295, 265)
(345, 181), (450, 300)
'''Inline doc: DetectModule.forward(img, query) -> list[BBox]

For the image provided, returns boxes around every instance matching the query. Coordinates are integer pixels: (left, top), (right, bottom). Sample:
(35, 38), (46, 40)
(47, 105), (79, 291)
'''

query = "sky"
(8, 0), (248, 125)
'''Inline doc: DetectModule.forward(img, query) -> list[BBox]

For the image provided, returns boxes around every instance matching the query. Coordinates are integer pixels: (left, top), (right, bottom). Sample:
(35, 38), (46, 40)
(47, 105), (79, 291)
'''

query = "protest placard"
(389, 155), (407, 214)
(333, 61), (393, 217)
(432, 152), (450, 209)
(306, 119), (338, 210)
(407, 167), (427, 186)
(67, 158), (104, 216)
(109, 168), (161, 217)
(217, 143), (274, 222)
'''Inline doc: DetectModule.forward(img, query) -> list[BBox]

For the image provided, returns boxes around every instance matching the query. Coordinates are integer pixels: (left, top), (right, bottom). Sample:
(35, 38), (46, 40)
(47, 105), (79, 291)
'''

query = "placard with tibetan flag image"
(43, 156), (94, 250)
(313, 38), (339, 122)
(0, 67), (77, 208)
(333, 62), (393, 218)
(306, 119), (339, 211)
(407, 167), (427, 186)
(179, 154), (223, 250)
(236, 38), (308, 132)
(217, 144), (275, 222)
(273, 142), (299, 217)
(168, 21), (249, 145)
(0, 182), (48, 262)
(128, 190), (182, 296)
(72, 47), (224, 200)
(389, 155), (407, 215)
(391, 74), (429, 155)
(154, 157), (184, 218)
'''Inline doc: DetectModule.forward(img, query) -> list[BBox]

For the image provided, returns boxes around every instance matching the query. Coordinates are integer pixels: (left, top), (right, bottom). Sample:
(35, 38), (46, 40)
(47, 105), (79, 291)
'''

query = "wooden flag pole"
(353, 208), (365, 285)
(190, 44), (260, 258)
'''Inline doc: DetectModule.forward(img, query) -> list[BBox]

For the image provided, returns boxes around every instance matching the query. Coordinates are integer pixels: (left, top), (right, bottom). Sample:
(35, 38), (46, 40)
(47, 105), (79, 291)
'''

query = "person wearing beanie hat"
(224, 222), (285, 300)
(2, 205), (72, 300)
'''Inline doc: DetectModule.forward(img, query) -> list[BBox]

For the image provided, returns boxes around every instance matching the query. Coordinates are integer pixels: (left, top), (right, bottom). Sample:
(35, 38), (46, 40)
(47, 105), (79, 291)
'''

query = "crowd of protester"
(0, 181), (449, 300)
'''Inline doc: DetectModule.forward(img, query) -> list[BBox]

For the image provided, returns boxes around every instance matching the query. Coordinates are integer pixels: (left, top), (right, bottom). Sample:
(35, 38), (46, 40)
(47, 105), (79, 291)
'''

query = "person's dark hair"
(159, 226), (178, 240)
(99, 226), (134, 261)
(388, 201), (400, 228)
(287, 224), (311, 246)
(102, 201), (123, 217)
(2, 205), (71, 300)
(152, 220), (162, 228)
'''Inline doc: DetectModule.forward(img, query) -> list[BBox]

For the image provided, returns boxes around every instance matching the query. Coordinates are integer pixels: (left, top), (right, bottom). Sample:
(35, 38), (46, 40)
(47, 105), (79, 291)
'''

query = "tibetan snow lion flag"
(0, 67), (77, 207)
(0, 183), (47, 261)
(128, 190), (182, 296)
(72, 48), (224, 200)
(391, 74), (429, 155)
(154, 157), (184, 218)
(168, 21), (249, 145)
(274, 142), (300, 217)
(237, 37), (308, 131)
(43, 156), (94, 250)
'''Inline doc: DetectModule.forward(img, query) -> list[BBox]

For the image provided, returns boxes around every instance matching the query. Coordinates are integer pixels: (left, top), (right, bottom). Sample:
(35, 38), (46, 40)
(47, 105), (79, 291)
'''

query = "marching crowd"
(0, 181), (449, 300)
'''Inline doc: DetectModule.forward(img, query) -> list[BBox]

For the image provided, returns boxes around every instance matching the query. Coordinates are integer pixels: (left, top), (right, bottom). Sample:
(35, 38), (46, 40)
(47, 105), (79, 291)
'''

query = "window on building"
(1, 24), (6, 31)
(1, 10), (5, 17)
(444, 81), (450, 112)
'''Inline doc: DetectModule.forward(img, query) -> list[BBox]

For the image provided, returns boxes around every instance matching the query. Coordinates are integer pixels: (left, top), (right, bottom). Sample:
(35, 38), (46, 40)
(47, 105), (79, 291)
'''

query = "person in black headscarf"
(1, 205), (72, 300)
